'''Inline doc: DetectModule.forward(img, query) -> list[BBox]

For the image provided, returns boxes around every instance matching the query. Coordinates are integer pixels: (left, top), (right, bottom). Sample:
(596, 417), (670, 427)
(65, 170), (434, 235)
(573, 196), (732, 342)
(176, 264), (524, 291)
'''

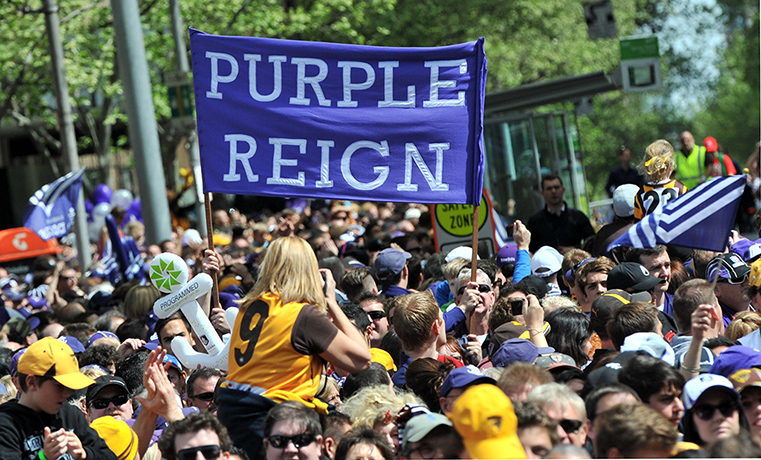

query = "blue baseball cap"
(491, 338), (554, 368)
(440, 365), (495, 397)
(708, 345), (761, 378)
(374, 248), (411, 281)
(86, 331), (119, 348)
(58, 336), (86, 354)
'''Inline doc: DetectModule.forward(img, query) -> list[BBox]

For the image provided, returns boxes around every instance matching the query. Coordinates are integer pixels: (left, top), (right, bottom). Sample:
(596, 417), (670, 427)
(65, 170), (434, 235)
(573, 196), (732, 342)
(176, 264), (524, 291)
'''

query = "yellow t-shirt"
(226, 292), (338, 411)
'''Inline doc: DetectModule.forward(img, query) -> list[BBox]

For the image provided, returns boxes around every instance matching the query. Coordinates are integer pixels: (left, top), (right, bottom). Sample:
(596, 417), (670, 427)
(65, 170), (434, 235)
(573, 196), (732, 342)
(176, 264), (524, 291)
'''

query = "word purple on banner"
(189, 29), (487, 205)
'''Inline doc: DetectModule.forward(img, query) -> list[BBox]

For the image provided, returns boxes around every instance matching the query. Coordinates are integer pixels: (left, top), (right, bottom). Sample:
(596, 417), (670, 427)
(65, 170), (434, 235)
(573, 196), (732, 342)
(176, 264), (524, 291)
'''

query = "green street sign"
(168, 84), (193, 119)
(619, 36), (659, 61)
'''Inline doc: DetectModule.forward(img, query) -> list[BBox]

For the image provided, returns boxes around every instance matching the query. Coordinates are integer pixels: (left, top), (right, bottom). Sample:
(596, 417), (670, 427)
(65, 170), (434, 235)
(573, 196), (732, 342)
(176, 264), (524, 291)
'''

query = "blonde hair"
(640, 140), (675, 182)
(393, 291), (440, 352)
(726, 311), (761, 341)
(123, 285), (161, 319)
(339, 385), (422, 429)
(240, 236), (326, 311)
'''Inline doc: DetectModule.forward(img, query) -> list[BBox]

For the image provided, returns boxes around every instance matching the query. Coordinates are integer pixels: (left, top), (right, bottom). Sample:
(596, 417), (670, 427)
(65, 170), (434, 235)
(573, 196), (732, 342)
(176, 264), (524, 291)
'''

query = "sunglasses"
(694, 401), (738, 421)
(559, 419), (583, 434)
(367, 310), (387, 321)
(457, 284), (492, 296)
(177, 445), (221, 460)
(717, 274), (748, 285)
(192, 391), (215, 402)
(267, 432), (316, 449)
(89, 393), (129, 410)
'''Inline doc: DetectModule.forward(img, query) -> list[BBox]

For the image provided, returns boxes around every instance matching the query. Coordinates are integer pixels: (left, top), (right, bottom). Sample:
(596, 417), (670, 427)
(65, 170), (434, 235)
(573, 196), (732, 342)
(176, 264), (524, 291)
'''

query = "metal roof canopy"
(484, 70), (619, 115)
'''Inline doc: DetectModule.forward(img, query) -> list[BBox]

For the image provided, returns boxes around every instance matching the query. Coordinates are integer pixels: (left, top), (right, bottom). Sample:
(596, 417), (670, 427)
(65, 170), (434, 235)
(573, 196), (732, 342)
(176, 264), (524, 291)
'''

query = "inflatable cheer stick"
(150, 253), (237, 370)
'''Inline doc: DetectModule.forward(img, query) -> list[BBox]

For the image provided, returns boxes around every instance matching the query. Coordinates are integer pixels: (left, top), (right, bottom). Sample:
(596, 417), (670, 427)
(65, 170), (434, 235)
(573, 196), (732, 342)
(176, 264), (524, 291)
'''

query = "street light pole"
(42, 0), (93, 270)
(111, 0), (172, 245)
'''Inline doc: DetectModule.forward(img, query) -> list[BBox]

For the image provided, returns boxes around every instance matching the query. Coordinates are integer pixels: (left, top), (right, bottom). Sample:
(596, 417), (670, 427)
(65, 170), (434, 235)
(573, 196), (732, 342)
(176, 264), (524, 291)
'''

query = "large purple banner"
(189, 29), (487, 205)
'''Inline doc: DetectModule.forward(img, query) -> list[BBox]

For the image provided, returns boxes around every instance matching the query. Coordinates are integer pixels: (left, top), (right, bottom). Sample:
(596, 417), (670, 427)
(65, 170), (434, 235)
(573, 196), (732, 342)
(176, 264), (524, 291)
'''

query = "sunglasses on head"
(177, 445), (221, 460)
(367, 310), (387, 321)
(457, 284), (492, 296)
(694, 401), (738, 421)
(89, 393), (129, 410)
(559, 419), (583, 434)
(717, 273), (748, 285)
(267, 432), (315, 449)
(192, 391), (215, 402)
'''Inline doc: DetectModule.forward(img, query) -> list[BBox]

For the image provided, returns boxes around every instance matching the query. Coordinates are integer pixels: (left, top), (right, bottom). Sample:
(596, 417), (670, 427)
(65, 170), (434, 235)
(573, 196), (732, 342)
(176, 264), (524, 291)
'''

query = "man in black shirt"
(527, 174), (595, 254)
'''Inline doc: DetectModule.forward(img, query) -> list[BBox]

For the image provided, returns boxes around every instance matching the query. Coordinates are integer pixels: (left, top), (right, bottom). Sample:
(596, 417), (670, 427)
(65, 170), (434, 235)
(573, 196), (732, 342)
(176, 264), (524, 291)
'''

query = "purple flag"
(190, 29), (487, 205)
(23, 168), (84, 241)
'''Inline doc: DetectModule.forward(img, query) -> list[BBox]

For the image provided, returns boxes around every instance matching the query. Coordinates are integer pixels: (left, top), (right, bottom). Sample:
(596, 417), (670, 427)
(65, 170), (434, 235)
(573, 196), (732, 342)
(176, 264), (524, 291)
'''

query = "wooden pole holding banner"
(468, 204), (479, 334)
(204, 192), (220, 310)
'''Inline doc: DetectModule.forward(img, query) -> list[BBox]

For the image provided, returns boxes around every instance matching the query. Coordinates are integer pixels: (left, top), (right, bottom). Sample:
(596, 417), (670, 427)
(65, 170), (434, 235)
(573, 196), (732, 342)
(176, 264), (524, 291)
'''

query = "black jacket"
(0, 400), (117, 460)
(527, 204), (596, 253)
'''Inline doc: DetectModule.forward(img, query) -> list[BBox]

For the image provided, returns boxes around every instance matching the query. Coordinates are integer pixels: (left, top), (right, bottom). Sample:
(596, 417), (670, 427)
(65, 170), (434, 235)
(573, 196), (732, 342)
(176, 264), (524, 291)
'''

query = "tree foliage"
(0, 0), (756, 201)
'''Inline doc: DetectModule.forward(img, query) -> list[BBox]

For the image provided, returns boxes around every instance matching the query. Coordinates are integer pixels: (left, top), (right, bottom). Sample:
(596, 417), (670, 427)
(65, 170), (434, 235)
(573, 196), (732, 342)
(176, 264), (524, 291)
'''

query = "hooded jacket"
(0, 399), (117, 460)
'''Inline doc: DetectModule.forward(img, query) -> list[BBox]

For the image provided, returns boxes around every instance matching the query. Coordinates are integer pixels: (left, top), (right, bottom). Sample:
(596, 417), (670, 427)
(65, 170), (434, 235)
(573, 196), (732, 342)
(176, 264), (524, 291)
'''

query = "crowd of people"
(0, 133), (760, 459)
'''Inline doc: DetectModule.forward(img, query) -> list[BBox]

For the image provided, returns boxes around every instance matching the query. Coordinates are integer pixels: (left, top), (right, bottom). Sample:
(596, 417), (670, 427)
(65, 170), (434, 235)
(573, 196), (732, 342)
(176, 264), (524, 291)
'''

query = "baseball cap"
(58, 336), (86, 354)
(582, 351), (638, 394)
(6, 317), (32, 344)
(402, 413), (453, 453)
(448, 384), (526, 459)
(534, 353), (578, 371)
(708, 345), (761, 378)
(590, 289), (649, 335)
(612, 184), (639, 217)
(440, 365), (496, 398)
(90, 416), (139, 460)
(404, 208), (422, 220)
(751, 258), (761, 287)
(607, 262), (664, 292)
(728, 368), (761, 393)
(17, 337), (95, 390)
(86, 331), (119, 349)
(516, 275), (549, 299)
(163, 354), (182, 371)
(706, 253), (750, 283)
(619, 332), (675, 366)
(374, 248), (411, 280)
(496, 244), (518, 267)
(10, 347), (27, 376)
(370, 348), (397, 372)
(731, 239), (754, 261)
(703, 136), (718, 153)
(445, 246), (479, 263)
(86, 375), (130, 404)
(746, 244), (761, 264)
(491, 338), (554, 368)
(683, 373), (739, 411)
(530, 246), (562, 278)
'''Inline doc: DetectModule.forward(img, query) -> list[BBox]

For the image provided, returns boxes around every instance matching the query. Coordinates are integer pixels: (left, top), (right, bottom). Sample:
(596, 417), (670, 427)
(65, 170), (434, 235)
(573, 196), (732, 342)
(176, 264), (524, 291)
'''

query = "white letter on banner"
(267, 138), (306, 186)
(423, 60), (466, 107)
(315, 140), (335, 188)
(223, 135), (258, 182)
(337, 61), (375, 108)
(397, 143), (450, 192)
(206, 52), (239, 100)
(289, 58), (331, 107)
(244, 54), (286, 102)
(341, 141), (389, 191)
(378, 62), (415, 108)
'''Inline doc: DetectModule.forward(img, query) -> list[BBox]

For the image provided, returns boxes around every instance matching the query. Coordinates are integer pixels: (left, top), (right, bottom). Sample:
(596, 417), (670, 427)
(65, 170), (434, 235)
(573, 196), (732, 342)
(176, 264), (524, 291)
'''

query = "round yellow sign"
(434, 198), (488, 237)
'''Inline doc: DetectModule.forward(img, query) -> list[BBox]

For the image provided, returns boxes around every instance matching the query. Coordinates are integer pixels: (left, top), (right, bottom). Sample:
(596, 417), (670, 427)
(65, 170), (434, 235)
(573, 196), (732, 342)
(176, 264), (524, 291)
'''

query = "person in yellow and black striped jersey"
(634, 140), (688, 220)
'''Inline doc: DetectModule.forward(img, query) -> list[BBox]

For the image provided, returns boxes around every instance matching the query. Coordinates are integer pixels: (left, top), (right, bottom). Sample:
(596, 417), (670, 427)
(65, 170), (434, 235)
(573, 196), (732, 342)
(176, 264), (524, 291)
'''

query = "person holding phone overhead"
(213, 236), (372, 459)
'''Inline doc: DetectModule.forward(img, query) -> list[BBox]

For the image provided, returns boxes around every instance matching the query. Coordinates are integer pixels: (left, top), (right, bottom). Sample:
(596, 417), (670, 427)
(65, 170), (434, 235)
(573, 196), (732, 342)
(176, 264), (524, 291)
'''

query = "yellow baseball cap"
(448, 384), (526, 459)
(17, 337), (95, 390)
(91, 416), (139, 460)
(370, 348), (397, 372)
